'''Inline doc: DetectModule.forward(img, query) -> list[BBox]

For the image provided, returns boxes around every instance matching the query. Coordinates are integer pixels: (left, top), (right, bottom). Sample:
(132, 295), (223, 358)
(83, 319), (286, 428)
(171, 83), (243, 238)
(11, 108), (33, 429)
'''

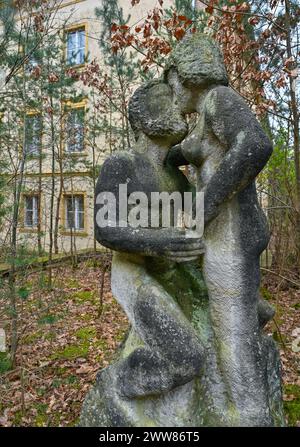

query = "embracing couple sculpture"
(80, 34), (284, 427)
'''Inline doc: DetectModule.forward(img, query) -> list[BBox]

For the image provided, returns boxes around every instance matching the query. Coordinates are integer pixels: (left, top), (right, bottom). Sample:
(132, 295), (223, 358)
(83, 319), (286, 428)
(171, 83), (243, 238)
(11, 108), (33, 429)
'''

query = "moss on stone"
(120, 329), (144, 359)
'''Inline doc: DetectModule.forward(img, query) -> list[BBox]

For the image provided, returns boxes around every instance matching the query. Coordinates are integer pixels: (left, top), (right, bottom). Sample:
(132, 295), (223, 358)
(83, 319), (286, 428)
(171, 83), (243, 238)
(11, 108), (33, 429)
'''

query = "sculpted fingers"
(167, 249), (204, 257)
(166, 256), (199, 263)
(171, 239), (205, 251)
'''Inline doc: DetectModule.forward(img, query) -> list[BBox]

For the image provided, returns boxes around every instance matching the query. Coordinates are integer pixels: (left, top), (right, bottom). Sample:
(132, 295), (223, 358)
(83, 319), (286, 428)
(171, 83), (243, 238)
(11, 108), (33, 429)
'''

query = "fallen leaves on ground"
(263, 273), (300, 426)
(0, 260), (128, 427)
(0, 262), (299, 426)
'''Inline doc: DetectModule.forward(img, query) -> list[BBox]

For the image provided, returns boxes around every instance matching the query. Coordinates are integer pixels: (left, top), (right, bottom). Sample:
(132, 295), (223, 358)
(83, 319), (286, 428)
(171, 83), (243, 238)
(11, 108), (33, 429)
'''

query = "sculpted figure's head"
(129, 80), (188, 146)
(165, 33), (228, 113)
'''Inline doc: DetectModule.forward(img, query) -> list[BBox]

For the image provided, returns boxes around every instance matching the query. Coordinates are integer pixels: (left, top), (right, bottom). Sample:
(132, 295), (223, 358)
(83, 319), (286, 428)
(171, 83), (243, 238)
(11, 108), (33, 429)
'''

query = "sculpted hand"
(163, 230), (205, 263)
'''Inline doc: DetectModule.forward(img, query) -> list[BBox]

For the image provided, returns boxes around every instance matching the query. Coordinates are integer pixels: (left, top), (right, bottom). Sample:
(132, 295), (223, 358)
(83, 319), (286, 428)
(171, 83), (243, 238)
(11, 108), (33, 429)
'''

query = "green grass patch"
(75, 326), (96, 341)
(22, 331), (42, 344)
(13, 410), (23, 426)
(272, 330), (288, 345)
(0, 352), (12, 374)
(66, 278), (81, 289)
(52, 342), (89, 360)
(80, 314), (93, 322)
(71, 290), (96, 304)
(51, 375), (79, 389)
(284, 384), (300, 426)
(95, 339), (109, 350)
(260, 287), (273, 301)
(43, 332), (56, 341)
(38, 313), (63, 325)
(34, 402), (48, 427)
(55, 366), (68, 376)
(115, 326), (127, 343)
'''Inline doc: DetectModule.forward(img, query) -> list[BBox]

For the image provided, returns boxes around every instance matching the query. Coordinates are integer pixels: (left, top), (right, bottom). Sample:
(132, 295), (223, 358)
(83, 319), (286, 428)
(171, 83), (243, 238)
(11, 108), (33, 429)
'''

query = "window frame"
(65, 23), (88, 68)
(66, 105), (85, 154)
(24, 111), (42, 157)
(20, 193), (41, 233)
(61, 192), (87, 236)
(63, 100), (87, 156)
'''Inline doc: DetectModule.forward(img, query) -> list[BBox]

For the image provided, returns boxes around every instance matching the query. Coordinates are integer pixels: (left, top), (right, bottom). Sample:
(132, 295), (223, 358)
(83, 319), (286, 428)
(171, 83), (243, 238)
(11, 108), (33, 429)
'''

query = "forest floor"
(0, 259), (299, 427)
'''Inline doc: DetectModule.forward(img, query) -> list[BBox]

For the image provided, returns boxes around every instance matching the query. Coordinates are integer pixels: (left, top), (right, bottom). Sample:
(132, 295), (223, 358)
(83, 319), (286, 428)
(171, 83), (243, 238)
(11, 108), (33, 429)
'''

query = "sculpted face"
(165, 33), (228, 113)
(129, 81), (188, 146)
(167, 68), (197, 115)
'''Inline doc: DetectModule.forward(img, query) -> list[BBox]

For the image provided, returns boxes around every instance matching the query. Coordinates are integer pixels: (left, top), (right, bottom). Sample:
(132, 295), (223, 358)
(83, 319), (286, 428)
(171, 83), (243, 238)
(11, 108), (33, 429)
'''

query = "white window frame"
(66, 107), (85, 153)
(65, 195), (85, 231)
(66, 27), (85, 66)
(24, 195), (39, 228)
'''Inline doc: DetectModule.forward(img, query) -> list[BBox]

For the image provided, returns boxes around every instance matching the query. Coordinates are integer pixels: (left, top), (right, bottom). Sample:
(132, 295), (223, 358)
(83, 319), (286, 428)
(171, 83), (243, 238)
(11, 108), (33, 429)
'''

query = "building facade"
(0, 0), (202, 256)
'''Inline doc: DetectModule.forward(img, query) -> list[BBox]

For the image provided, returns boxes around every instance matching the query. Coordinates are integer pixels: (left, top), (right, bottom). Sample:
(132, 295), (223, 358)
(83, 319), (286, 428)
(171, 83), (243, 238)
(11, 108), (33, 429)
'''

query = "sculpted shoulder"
(204, 85), (273, 157)
(96, 150), (158, 196)
(96, 150), (138, 196)
(100, 150), (136, 179)
(204, 85), (248, 119)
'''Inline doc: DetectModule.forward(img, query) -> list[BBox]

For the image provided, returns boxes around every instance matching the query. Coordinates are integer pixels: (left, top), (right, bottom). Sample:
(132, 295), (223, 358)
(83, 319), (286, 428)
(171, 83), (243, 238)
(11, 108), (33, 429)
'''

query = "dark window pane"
(25, 115), (41, 155)
(66, 108), (84, 152)
(24, 195), (39, 227)
(65, 195), (84, 230)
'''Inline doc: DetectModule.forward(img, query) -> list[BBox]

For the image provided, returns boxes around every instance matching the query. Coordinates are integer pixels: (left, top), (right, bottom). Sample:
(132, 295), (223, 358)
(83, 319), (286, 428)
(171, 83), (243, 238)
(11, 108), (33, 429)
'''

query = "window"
(65, 195), (85, 231)
(66, 27), (85, 66)
(25, 114), (41, 156)
(24, 195), (39, 228)
(26, 55), (39, 74)
(25, 47), (41, 75)
(66, 107), (85, 153)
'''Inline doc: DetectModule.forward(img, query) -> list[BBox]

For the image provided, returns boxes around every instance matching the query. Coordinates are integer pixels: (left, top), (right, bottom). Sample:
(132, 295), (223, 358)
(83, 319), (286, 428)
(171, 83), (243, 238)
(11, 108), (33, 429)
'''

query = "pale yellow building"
(0, 0), (202, 255)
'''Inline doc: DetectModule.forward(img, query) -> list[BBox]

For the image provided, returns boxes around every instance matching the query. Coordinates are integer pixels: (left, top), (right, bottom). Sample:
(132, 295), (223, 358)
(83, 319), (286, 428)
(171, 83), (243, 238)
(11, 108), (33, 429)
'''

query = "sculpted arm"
(203, 86), (273, 225)
(95, 154), (203, 261)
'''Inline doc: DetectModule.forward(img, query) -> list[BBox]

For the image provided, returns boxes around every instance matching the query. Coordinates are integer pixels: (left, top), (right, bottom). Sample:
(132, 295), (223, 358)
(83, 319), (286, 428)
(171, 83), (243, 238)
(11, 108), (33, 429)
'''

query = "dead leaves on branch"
(111, 0), (298, 118)
(110, 6), (196, 70)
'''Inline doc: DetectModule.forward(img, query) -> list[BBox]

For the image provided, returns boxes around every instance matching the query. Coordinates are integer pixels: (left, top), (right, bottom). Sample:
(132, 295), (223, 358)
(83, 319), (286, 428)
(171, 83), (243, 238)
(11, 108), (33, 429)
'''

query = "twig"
(260, 267), (300, 288)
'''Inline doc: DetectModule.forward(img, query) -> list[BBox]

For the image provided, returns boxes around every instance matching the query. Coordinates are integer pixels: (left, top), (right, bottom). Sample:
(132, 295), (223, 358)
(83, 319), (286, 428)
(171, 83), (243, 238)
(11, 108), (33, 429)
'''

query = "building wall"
(0, 0), (183, 255)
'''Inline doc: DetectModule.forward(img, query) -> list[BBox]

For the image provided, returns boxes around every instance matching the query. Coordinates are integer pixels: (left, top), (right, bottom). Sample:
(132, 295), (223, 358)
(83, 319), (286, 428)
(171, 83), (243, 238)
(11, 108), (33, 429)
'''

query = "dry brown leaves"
(0, 260), (128, 427)
(0, 263), (299, 426)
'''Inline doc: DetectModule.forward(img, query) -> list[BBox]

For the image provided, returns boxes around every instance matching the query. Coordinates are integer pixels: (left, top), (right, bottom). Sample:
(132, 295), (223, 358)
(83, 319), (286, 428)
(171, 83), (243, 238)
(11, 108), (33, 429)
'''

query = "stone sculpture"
(80, 33), (284, 427)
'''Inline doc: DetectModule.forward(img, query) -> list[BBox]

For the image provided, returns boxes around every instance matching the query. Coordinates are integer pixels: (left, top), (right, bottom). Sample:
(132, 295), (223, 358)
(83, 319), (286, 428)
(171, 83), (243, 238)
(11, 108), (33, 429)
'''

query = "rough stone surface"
(80, 33), (284, 427)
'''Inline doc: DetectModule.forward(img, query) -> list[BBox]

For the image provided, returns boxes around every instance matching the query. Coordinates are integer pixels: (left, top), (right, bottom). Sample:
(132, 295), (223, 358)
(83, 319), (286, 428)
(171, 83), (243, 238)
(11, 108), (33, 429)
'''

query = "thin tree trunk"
(285, 0), (300, 271)
(9, 86), (27, 367)
(37, 121), (43, 256)
(48, 95), (56, 287)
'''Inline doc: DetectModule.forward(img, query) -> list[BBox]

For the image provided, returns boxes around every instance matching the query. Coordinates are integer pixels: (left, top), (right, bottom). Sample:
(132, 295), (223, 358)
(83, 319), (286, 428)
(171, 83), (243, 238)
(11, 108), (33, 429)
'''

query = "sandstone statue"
(80, 34), (284, 427)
